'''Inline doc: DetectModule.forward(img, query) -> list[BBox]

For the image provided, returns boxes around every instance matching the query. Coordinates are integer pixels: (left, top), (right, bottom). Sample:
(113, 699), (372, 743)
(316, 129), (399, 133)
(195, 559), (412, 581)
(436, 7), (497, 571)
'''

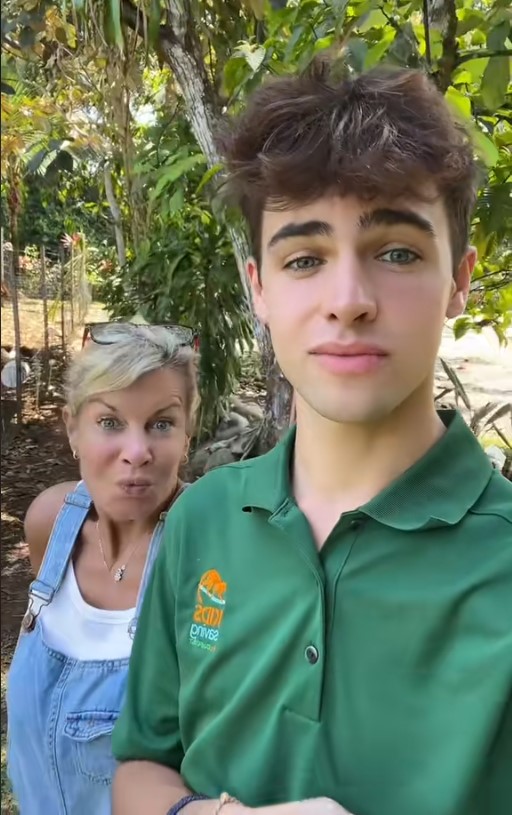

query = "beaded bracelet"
(167, 794), (211, 815)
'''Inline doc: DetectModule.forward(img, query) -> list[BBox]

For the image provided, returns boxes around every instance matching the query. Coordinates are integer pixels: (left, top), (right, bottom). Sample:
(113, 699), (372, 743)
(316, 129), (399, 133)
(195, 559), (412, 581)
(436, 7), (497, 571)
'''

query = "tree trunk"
(121, 0), (293, 447)
(260, 329), (294, 449)
(103, 163), (127, 268)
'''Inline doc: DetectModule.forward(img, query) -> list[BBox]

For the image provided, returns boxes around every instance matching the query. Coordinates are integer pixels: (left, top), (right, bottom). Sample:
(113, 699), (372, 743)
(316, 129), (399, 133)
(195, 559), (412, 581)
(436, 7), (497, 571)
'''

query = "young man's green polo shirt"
(113, 410), (512, 815)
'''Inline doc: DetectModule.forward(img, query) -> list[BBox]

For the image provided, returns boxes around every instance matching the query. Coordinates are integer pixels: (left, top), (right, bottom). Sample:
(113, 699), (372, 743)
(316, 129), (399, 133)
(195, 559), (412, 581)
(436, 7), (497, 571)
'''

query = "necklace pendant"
(114, 566), (125, 583)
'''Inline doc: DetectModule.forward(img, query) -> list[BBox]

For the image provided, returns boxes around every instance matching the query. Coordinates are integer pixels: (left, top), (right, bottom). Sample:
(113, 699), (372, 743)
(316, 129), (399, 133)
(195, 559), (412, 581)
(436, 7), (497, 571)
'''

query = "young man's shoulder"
(472, 469), (512, 524)
(178, 452), (271, 509)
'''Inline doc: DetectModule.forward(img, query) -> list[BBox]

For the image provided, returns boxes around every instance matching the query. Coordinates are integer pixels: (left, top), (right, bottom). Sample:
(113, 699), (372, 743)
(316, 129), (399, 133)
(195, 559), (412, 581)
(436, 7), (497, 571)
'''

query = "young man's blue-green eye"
(378, 248), (420, 264)
(285, 256), (324, 271)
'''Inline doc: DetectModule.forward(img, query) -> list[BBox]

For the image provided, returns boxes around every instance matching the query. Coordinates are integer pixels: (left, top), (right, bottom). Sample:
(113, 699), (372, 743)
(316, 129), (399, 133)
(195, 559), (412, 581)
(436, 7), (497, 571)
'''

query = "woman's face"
(65, 367), (190, 523)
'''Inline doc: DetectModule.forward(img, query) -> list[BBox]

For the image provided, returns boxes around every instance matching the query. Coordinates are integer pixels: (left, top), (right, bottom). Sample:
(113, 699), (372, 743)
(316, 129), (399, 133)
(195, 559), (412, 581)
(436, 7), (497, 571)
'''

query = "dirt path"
(439, 324), (512, 409)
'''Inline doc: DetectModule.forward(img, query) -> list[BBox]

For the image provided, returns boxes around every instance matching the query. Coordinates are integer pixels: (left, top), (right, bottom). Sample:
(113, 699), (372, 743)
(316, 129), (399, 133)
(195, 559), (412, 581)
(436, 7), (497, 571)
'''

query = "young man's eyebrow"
(267, 220), (334, 249)
(359, 208), (435, 236)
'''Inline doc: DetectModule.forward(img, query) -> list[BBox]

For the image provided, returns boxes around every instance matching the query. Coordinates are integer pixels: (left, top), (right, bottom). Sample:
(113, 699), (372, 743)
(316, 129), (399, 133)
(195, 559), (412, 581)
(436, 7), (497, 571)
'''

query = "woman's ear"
(62, 406), (78, 457)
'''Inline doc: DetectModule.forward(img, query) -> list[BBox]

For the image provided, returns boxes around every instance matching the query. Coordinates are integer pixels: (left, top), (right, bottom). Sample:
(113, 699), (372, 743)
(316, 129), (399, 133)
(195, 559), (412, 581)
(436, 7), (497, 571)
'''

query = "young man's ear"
(246, 257), (269, 325)
(446, 246), (477, 319)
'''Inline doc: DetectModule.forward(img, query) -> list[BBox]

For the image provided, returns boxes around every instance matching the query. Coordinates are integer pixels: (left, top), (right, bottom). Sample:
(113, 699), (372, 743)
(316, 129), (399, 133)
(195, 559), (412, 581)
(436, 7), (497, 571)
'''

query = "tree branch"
(456, 48), (512, 66)
(120, 0), (175, 48)
(422, 0), (432, 68)
(435, 0), (458, 93)
(103, 162), (127, 268)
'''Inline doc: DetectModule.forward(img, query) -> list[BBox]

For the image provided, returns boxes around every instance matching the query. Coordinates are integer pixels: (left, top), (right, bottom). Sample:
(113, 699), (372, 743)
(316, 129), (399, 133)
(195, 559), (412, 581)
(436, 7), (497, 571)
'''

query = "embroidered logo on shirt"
(189, 569), (227, 652)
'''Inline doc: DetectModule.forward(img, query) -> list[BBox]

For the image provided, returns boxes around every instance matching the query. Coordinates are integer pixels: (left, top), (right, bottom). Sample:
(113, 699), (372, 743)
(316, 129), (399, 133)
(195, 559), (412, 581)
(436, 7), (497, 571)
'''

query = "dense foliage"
(2, 0), (511, 434)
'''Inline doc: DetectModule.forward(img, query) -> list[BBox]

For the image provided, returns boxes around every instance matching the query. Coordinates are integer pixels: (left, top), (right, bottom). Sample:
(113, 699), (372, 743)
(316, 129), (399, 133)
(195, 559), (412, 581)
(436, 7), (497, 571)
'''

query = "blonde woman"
(7, 323), (199, 815)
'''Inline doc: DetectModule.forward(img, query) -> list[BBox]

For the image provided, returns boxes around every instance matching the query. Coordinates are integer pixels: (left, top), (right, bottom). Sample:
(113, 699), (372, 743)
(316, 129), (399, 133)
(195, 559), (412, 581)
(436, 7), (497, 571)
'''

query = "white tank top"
(39, 562), (134, 661)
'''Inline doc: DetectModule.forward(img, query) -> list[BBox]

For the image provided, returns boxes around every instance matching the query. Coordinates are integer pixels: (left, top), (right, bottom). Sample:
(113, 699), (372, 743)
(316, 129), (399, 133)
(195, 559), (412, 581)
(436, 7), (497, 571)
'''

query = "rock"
(190, 445), (211, 478)
(229, 426), (260, 456)
(214, 411), (249, 441)
(230, 396), (264, 422)
(204, 448), (236, 473)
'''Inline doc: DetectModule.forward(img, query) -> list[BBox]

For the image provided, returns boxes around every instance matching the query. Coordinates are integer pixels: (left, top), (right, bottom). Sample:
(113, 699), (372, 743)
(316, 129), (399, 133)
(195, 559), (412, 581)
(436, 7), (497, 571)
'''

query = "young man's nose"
(323, 255), (378, 325)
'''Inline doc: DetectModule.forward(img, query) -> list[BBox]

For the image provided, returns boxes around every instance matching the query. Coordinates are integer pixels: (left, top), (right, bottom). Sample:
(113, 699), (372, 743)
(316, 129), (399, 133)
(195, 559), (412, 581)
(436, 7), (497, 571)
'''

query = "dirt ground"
(1, 296), (72, 351)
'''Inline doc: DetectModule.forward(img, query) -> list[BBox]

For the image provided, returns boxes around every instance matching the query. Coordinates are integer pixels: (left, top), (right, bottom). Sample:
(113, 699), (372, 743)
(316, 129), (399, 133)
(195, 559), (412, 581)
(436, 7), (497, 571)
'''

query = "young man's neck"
(292, 384), (446, 546)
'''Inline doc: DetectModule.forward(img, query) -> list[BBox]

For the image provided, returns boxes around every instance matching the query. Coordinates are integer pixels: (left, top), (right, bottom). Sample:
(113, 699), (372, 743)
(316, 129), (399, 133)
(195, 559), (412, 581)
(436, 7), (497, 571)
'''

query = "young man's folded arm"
(110, 519), (215, 815)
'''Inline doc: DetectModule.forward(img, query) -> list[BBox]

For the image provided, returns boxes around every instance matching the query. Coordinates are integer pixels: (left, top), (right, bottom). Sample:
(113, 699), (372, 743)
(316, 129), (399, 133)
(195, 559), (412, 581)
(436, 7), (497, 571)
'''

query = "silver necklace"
(96, 521), (145, 583)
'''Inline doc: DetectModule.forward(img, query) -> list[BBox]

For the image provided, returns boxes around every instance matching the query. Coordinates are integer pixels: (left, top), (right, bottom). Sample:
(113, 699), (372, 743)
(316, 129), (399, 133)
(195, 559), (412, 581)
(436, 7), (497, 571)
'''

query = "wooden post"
(59, 244), (66, 356)
(70, 242), (75, 331)
(0, 226), (4, 285)
(40, 245), (49, 387)
(81, 234), (88, 322)
(11, 250), (23, 424)
(40, 246), (49, 355)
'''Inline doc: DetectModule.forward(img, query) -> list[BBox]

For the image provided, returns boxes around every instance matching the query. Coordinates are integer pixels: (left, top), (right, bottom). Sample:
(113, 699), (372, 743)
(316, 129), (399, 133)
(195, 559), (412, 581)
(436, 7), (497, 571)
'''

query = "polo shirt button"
(349, 518), (362, 530)
(305, 645), (319, 665)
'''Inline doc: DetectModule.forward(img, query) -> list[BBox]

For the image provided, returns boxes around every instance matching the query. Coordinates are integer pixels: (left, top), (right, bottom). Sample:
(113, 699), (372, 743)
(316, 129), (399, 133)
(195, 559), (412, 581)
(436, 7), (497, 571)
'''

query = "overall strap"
(22, 481), (93, 632)
(128, 484), (189, 640)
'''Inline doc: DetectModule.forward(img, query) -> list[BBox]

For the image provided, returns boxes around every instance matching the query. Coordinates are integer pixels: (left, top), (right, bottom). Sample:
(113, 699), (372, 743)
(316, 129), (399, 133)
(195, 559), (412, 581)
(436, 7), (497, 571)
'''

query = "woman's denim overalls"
(7, 481), (168, 815)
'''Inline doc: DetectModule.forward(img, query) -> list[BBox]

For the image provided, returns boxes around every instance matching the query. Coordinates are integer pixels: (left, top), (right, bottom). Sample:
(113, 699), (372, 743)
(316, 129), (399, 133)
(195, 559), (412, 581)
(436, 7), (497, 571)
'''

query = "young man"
(112, 63), (512, 815)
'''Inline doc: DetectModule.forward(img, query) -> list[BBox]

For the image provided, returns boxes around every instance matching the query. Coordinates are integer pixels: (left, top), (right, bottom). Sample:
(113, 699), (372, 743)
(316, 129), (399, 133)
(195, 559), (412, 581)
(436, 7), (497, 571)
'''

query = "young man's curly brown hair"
(218, 60), (479, 270)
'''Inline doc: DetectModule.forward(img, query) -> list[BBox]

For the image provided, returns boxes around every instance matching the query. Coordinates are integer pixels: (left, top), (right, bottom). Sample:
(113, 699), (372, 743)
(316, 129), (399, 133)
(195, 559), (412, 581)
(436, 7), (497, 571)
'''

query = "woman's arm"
(24, 481), (78, 573)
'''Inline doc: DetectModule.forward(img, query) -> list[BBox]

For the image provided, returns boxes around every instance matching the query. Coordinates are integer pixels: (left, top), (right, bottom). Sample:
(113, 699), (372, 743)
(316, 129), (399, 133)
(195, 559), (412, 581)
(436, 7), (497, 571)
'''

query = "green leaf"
(235, 43), (266, 73)
(358, 9), (388, 33)
(471, 30), (486, 47)
(313, 34), (335, 54)
(223, 56), (249, 97)
(148, 0), (161, 47)
(347, 38), (368, 72)
(196, 163), (223, 195)
(456, 10), (485, 37)
(472, 128), (500, 168)
(168, 188), (184, 214)
(445, 86), (472, 119)
(364, 30), (396, 69)
(481, 55), (510, 111)
(150, 154), (206, 200)
(104, 0), (124, 51)
(452, 317), (472, 340)
(464, 57), (489, 83)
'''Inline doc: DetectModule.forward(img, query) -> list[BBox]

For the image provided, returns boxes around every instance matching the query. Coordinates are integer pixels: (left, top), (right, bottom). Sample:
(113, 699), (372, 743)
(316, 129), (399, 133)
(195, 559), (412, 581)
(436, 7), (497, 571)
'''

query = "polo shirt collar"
(241, 410), (494, 531)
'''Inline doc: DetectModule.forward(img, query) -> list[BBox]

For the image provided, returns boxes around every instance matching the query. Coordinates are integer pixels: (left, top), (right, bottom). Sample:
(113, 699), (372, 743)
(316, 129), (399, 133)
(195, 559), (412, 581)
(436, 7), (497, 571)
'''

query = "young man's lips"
(310, 343), (388, 374)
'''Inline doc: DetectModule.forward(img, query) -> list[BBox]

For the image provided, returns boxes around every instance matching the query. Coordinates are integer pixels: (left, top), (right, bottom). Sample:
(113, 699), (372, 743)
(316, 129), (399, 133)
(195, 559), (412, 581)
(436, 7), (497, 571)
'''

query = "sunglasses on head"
(82, 322), (200, 351)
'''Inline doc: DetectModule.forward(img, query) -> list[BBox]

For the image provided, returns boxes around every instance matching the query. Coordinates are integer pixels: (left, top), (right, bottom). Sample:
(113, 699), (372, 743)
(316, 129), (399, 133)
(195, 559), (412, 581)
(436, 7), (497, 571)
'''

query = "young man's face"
(248, 192), (476, 425)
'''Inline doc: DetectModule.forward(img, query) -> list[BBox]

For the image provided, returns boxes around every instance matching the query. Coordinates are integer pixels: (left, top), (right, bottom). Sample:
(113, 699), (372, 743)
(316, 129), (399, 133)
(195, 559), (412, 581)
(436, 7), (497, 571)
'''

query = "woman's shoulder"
(25, 481), (79, 573)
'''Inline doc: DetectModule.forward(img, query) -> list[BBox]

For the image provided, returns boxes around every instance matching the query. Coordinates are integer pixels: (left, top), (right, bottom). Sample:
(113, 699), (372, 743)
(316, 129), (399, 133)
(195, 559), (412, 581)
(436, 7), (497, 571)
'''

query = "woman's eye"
(153, 419), (173, 432)
(98, 417), (120, 431)
(378, 248), (420, 265)
(284, 255), (324, 272)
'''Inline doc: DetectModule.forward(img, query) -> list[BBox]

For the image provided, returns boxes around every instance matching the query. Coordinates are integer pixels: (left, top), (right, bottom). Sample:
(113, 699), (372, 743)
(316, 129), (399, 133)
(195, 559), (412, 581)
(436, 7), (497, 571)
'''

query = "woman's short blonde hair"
(65, 324), (199, 433)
